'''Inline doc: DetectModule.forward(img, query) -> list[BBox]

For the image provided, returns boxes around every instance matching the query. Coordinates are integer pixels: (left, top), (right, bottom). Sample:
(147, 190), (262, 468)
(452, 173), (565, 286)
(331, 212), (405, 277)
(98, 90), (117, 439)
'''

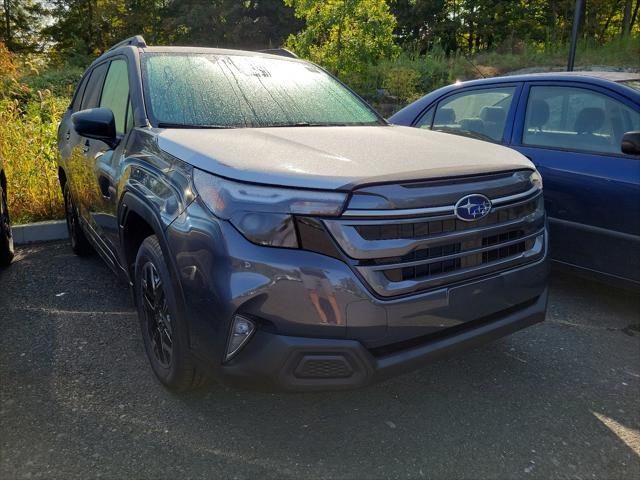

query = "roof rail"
(107, 35), (147, 52)
(258, 48), (298, 59)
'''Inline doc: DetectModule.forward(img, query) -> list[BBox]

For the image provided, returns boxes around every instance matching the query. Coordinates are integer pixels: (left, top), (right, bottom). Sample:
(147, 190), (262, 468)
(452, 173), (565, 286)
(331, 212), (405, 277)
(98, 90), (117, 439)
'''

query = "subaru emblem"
(454, 194), (492, 221)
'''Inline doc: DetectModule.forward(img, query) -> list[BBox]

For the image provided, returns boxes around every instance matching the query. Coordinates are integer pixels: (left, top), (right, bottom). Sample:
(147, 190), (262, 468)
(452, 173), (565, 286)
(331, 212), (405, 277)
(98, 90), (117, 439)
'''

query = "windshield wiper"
(434, 127), (496, 143)
(157, 122), (234, 129)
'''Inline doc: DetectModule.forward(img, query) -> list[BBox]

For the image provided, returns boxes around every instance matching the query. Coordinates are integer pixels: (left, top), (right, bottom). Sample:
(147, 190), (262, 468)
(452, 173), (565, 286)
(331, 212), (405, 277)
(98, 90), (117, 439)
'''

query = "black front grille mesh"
(382, 230), (533, 283)
(296, 358), (353, 378)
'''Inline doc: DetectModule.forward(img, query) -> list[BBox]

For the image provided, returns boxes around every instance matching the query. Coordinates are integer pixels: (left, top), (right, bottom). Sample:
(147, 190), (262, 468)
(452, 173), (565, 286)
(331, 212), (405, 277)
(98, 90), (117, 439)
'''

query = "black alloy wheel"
(140, 261), (173, 368)
(135, 235), (207, 391)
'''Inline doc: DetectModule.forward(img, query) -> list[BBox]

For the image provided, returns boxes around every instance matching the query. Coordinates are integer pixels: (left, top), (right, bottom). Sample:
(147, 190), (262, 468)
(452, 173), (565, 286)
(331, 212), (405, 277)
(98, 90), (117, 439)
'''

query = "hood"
(156, 125), (534, 190)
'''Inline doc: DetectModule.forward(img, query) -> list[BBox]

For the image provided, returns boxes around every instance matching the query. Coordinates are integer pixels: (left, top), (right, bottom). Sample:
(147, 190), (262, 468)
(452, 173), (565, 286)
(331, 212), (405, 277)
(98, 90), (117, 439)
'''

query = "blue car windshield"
(141, 53), (382, 128)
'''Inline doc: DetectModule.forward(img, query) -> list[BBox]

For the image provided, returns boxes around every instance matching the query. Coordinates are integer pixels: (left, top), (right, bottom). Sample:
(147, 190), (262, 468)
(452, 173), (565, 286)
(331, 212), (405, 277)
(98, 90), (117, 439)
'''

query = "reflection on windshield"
(143, 53), (381, 128)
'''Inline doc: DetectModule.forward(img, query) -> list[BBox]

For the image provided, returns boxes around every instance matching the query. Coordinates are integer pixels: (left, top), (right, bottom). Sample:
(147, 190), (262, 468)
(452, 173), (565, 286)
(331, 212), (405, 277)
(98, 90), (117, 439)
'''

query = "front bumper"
(166, 200), (548, 391)
(220, 288), (548, 391)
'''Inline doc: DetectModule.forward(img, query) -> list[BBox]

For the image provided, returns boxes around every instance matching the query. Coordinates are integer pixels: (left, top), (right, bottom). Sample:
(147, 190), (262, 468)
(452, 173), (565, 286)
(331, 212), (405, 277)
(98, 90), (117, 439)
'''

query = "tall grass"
(0, 92), (67, 223)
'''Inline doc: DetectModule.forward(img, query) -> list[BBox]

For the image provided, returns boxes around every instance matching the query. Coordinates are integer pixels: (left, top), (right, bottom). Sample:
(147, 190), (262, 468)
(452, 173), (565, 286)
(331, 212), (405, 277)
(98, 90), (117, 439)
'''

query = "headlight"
(530, 170), (543, 190)
(193, 169), (347, 248)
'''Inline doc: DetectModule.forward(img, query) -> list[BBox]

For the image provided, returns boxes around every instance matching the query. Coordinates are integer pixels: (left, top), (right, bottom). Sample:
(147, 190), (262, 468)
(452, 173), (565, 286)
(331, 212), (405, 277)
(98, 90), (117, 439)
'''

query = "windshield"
(618, 79), (640, 92)
(141, 53), (382, 128)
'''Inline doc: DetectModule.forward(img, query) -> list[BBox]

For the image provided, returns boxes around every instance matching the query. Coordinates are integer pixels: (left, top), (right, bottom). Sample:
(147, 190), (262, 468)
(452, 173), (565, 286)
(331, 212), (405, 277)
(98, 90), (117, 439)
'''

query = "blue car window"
(523, 86), (640, 155)
(429, 87), (516, 142)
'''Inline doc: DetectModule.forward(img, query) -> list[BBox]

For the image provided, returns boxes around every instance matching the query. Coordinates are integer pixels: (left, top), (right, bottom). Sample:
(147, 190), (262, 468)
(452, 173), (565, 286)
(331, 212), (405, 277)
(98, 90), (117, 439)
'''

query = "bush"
(0, 91), (67, 224)
(382, 66), (420, 103)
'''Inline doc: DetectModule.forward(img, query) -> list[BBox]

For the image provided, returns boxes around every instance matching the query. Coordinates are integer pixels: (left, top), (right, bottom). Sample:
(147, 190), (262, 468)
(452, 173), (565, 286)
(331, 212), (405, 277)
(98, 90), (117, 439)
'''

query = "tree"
(44, 0), (300, 58)
(0, 0), (46, 52)
(284, 0), (398, 79)
(622, 0), (633, 35)
(160, 0), (299, 49)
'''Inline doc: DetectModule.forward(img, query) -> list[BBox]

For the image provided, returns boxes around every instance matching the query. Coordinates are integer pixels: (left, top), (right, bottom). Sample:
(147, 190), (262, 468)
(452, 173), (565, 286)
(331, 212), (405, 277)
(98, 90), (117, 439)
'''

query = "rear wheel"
(135, 235), (207, 391)
(63, 183), (92, 256)
(0, 185), (14, 267)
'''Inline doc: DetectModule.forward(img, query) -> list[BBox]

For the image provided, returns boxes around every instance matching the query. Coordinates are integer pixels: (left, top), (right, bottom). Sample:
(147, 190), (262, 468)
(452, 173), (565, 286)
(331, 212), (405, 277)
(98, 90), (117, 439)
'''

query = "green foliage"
(284, 0), (399, 80)
(382, 66), (421, 103)
(0, 0), (46, 52)
(0, 42), (66, 223)
(43, 0), (301, 60)
(365, 35), (640, 116)
(0, 92), (67, 223)
(392, 0), (640, 55)
(20, 64), (83, 98)
(0, 1), (639, 222)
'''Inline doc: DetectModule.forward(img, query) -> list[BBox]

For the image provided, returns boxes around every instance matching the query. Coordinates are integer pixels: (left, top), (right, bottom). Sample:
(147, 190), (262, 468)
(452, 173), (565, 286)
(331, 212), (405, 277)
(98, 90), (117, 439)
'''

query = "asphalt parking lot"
(1, 242), (639, 479)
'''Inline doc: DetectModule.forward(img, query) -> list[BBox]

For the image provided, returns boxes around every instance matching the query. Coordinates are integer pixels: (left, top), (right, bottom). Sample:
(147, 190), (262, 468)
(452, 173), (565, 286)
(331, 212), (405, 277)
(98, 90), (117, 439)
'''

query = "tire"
(0, 185), (14, 267)
(63, 183), (92, 256)
(135, 235), (207, 391)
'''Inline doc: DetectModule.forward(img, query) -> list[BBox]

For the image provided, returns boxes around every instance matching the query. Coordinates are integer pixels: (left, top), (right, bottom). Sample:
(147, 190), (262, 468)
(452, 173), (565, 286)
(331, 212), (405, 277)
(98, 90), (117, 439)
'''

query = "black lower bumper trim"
(219, 288), (548, 392)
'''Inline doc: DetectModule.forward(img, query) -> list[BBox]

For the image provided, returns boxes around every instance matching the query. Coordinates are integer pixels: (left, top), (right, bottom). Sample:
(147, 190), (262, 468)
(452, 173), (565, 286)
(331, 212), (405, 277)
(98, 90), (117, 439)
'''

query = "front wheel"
(0, 186), (14, 267)
(135, 235), (207, 391)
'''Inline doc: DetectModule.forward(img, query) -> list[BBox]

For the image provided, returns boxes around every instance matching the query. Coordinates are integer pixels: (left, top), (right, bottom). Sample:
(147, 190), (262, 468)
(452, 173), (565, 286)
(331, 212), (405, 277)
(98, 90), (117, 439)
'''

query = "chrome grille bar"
(323, 176), (546, 297)
(356, 234), (545, 297)
(365, 229), (544, 271)
(342, 185), (540, 219)
(324, 195), (544, 260)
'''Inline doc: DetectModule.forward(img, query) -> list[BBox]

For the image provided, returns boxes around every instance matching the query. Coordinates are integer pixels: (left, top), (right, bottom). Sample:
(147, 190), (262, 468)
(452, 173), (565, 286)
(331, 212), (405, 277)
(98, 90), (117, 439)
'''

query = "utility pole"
(567, 0), (584, 71)
(622, 0), (632, 36)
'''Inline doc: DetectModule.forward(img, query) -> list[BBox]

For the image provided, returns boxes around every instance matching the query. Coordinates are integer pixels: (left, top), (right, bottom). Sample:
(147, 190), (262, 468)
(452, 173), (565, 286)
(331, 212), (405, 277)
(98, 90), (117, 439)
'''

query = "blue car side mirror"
(621, 131), (640, 156)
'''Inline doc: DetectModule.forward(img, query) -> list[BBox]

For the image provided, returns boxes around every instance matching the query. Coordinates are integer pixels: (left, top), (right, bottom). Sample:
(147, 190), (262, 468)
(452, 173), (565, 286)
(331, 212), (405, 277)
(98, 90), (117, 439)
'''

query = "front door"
(91, 58), (134, 256)
(511, 82), (640, 283)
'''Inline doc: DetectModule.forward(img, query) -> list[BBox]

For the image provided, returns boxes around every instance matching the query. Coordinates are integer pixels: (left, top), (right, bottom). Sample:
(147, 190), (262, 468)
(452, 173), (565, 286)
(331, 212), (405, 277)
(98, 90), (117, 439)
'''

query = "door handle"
(82, 140), (90, 154)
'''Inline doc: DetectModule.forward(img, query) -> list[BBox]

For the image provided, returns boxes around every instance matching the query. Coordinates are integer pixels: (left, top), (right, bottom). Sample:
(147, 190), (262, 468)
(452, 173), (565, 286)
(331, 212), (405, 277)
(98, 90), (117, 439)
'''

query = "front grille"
(354, 198), (539, 241)
(323, 175), (546, 298)
(381, 230), (533, 283)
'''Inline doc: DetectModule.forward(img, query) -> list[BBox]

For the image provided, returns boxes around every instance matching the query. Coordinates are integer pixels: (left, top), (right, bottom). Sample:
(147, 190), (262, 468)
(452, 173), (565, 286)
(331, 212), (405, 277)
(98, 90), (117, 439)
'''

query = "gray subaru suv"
(57, 36), (548, 391)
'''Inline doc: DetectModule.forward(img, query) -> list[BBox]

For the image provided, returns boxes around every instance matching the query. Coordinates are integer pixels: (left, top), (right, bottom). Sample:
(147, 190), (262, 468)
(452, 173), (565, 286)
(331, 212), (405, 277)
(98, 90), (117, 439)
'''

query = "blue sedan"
(390, 72), (640, 287)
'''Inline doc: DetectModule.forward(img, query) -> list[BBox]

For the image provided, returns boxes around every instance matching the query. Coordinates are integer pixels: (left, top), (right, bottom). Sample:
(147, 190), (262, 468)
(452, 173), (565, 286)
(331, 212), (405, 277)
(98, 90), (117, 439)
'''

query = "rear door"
(511, 81), (640, 283)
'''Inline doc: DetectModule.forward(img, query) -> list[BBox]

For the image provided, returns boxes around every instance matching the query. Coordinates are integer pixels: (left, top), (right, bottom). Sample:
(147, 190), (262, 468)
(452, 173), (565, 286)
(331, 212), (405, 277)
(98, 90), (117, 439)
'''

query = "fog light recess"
(225, 315), (256, 361)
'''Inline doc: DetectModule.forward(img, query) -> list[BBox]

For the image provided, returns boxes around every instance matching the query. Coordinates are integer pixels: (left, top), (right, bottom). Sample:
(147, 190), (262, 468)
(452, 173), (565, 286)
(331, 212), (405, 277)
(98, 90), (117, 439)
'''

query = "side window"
(81, 62), (109, 110)
(431, 87), (516, 142)
(523, 85), (640, 155)
(71, 74), (90, 112)
(100, 59), (130, 135)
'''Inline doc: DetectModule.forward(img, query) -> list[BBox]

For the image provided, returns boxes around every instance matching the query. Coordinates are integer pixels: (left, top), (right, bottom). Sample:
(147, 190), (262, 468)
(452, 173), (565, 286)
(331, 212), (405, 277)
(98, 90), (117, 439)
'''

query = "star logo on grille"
(454, 194), (492, 221)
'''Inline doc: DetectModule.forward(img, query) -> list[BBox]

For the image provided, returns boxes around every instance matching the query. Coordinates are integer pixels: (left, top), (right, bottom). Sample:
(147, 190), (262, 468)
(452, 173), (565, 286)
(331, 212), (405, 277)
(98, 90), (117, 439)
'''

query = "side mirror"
(621, 131), (640, 156)
(71, 108), (118, 149)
